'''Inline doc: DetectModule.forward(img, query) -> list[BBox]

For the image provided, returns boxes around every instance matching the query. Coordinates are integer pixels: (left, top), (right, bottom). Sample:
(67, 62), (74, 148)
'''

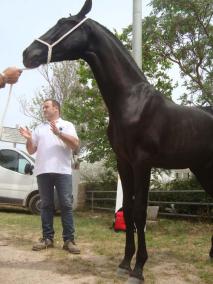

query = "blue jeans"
(37, 173), (75, 242)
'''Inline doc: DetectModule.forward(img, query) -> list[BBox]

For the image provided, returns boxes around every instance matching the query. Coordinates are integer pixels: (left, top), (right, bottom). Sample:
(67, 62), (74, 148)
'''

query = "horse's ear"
(77, 0), (92, 18)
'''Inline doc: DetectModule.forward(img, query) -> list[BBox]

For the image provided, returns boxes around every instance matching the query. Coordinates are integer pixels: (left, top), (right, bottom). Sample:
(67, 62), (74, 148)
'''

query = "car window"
(18, 157), (29, 174)
(0, 149), (30, 174)
(20, 150), (35, 163)
(0, 149), (19, 172)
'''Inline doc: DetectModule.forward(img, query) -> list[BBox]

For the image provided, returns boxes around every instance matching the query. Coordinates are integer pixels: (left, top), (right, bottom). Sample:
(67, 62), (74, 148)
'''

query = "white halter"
(35, 17), (88, 64)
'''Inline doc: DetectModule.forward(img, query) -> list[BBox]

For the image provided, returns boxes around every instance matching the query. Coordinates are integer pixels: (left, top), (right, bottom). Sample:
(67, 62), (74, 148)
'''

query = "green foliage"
(161, 176), (203, 191)
(115, 25), (175, 99)
(148, 0), (213, 105)
(80, 160), (117, 185)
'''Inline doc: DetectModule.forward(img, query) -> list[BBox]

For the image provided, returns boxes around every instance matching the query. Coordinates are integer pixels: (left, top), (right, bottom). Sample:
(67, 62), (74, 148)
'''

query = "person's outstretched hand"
(2, 67), (22, 84)
(19, 126), (32, 140)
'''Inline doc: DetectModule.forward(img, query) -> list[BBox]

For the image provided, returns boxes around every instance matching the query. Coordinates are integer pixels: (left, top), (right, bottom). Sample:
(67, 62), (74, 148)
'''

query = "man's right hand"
(19, 126), (32, 140)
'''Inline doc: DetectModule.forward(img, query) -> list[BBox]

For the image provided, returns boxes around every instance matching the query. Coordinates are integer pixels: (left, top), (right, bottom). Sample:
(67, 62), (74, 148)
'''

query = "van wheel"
(29, 194), (41, 215)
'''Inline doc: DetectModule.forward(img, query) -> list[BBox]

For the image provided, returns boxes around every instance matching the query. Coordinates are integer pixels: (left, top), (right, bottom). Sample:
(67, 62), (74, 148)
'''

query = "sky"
(0, 0), (152, 130)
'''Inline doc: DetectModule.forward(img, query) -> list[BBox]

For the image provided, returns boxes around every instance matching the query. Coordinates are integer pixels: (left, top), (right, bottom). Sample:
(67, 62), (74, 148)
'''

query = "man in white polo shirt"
(19, 99), (80, 254)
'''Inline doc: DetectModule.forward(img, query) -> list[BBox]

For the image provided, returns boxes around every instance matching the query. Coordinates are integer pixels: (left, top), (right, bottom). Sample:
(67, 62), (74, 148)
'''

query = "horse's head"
(23, 0), (92, 68)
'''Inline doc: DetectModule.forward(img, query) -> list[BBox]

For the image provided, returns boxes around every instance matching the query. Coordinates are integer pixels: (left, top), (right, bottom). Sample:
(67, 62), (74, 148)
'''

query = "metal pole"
(115, 1), (143, 213)
(91, 191), (94, 211)
(132, 0), (142, 69)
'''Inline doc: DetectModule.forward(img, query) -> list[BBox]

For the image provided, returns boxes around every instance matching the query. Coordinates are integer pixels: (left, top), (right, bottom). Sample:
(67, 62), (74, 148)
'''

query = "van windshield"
(20, 150), (35, 163)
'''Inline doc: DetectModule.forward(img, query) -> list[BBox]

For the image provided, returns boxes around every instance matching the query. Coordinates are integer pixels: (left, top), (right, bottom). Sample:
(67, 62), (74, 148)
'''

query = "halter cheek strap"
(35, 17), (88, 64)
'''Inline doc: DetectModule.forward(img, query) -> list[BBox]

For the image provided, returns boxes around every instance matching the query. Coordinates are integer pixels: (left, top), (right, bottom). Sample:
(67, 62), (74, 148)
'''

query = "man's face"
(42, 101), (58, 120)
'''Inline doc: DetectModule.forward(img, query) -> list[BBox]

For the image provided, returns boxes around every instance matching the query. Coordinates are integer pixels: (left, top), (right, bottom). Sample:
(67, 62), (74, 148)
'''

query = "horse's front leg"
(117, 159), (135, 276)
(128, 166), (151, 283)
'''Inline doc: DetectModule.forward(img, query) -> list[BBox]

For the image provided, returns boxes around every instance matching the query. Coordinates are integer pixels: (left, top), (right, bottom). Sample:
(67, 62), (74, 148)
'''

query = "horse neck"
(82, 21), (148, 114)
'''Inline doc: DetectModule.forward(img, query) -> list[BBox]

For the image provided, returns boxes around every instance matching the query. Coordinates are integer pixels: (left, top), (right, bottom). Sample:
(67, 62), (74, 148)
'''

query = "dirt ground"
(0, 229), (206, 284)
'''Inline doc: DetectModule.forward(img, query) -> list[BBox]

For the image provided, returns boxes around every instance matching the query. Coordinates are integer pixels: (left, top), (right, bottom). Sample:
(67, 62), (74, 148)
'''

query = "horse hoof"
(125, 276), (144, 284)
(117, 267), (129, 278)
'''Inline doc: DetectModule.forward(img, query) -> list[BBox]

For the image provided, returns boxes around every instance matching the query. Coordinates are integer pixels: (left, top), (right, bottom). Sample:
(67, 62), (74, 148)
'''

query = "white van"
(0, 147), (79, 214)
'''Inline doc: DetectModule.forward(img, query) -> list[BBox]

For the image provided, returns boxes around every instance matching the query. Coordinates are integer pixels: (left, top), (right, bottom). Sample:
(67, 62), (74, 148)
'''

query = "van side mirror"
(24, 163), (34, 175)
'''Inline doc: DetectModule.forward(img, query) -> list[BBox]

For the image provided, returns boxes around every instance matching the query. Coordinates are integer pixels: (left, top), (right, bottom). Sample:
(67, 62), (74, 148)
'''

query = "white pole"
(132, 0), (142, 69)
(115, 1), (143, 214)
(133, 1), (146, 231)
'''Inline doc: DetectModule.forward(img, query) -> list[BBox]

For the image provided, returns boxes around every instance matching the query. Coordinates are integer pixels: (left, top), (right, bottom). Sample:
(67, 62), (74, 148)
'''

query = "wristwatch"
(56, 127), (63, 136)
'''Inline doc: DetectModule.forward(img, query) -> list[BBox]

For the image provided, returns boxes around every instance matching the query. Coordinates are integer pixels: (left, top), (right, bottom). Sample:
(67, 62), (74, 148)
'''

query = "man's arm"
(50, 121), (79, 150)
(19, 127), (37, 155)
(26, 138), (37, 155)
(57, 132), (79, 150)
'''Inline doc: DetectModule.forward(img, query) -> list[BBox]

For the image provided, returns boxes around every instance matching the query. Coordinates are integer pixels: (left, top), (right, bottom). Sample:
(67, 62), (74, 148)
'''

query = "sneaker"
(63, 240), (80, 254)
(32, 238), (54, 251)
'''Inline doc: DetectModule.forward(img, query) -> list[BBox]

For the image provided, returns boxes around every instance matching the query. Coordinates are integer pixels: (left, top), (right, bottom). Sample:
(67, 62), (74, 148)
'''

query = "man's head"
(43, 99), (61, 121)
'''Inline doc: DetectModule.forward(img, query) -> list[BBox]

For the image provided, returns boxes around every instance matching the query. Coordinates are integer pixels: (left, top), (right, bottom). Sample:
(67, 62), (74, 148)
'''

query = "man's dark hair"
(44, 99), (61, 114)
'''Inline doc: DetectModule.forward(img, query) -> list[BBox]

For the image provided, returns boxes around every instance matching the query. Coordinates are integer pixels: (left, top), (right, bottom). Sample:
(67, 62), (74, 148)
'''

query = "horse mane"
(91, 19), (148, 83)
(198, 106), (213, 115)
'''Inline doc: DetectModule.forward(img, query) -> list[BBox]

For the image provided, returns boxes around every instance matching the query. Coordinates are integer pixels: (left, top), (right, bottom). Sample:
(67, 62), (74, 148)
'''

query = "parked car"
(0, 147), (63, 214)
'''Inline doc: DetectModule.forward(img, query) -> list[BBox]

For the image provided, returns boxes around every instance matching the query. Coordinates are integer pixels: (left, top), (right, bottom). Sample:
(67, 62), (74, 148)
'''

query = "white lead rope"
(0, 84), (13, 139)
(0, 68), (29, 139)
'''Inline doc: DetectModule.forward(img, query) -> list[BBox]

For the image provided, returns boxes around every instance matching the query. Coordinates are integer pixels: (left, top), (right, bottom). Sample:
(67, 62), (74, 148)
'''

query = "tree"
(146, 0), (213, 105)
(115, 26), (175, 99)
(20, 61), (80, 126)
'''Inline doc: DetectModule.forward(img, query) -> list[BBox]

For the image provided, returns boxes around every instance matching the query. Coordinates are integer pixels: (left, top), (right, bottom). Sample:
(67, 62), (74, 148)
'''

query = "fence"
(86, 189), (213, 219)
(86, 191), (115, 211)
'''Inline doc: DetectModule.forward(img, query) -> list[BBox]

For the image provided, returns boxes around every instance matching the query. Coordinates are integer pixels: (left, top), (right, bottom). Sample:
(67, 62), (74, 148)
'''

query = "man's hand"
(3, 67), (22, 84)
(19, 126), (32, 140)
(50, 121), (60, 136)
(50, 121), (79, 150)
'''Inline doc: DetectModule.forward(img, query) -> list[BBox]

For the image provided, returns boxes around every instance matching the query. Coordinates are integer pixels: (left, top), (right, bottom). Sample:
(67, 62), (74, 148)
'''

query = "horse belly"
(154, 146), (212, 169)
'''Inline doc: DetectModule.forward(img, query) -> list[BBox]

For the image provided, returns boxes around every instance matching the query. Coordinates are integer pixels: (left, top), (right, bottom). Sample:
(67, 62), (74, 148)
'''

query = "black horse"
(23, 0), (213, 283)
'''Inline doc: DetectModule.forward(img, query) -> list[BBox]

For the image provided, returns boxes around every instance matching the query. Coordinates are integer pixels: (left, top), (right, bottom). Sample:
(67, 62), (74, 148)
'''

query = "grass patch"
(0, 208), (212, 283)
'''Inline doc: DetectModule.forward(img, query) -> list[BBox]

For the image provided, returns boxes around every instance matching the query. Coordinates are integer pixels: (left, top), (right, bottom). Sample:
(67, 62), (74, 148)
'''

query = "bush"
(149, 177), (213, 218)
(161, 177), (202, 191)
(80, 160), (117, 185)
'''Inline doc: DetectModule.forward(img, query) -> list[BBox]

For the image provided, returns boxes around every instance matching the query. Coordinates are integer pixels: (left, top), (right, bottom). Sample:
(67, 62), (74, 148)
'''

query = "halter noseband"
(35, 17), (88, 64)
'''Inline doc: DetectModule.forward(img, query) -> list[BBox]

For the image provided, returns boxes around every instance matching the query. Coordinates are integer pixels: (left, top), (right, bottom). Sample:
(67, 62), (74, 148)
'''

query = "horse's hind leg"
(117, 159), (135, 275)
(190, 165), (213, 259)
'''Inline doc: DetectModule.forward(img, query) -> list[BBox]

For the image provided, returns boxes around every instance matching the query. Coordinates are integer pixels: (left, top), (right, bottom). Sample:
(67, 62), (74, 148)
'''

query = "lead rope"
(0, 68), (29, 139)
